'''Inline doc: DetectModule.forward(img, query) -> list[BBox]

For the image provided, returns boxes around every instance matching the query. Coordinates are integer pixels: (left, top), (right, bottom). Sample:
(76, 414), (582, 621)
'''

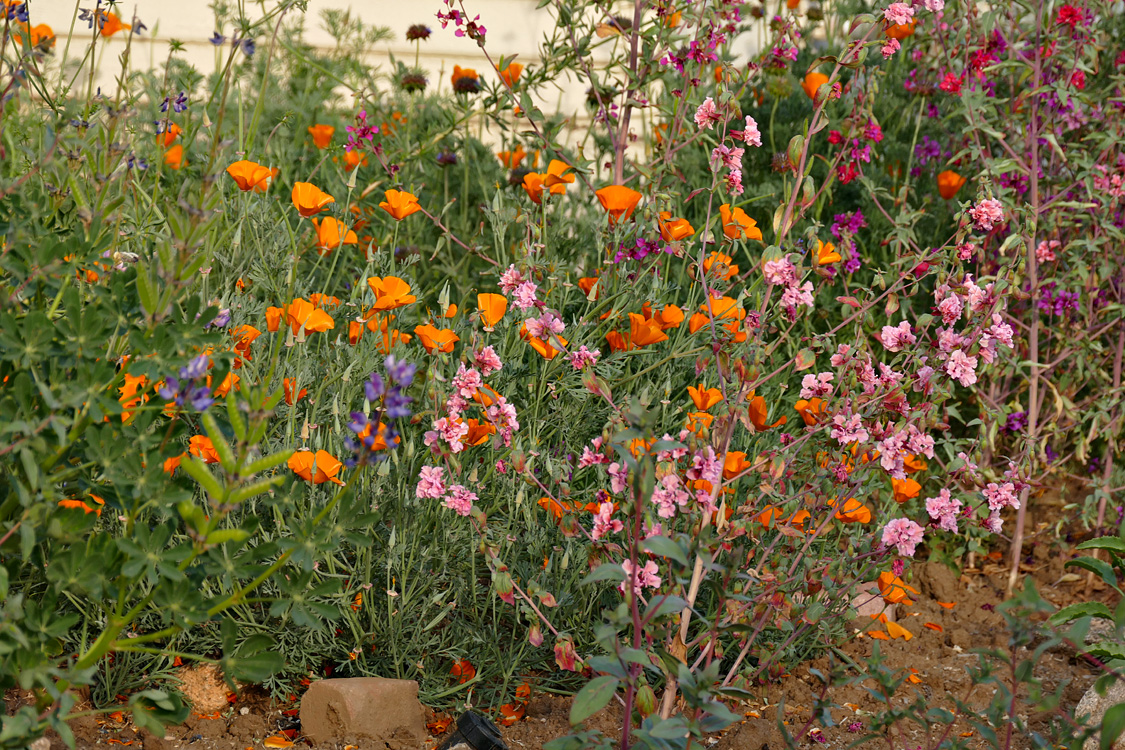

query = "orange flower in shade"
(449, 659), (476, 684)
(309, 293), (340, 309)
(827, 497), (872, 524)
(308, 124), (335, 149)
(748, 395), (787, 431)
(265, 306), (284, 332)
(474, 385), (503, 407)
(312, 217), (358, 254)
(876, 571), (919, 605)
(701, 251), (739, 280)
(288, 449), (346, 485)
(367, 276), (417, 311)
(99, 11), (125, 36)
(478, 293), (508, 329)
(226, 160), (274, 192)
(497, 703), (526, 727)
(577, 276), (600, 299)
(596, 186), (643, 225)
(497, 145), (528, 169)
(118, 373), (148, 422)
(688, 384), (723, 411)
(892, 477), (921, 503)
(16, 23), (56, 48)
(164, 144), (185, 170)
(163, 453), (184, 475)
(212, 372), (240, 397)
(292, 182), (335, 217)
(342, 149), (368, 171)
(522, 172), (545, 204)
(464, 419), (496, 446)
(719, 204), (763, 240)
(58, 494), (104, 516)
(757, 506), (810, 530)
(520, 324), (567, 359)
(723, 451), (753, 480)
(157, 122), (182, 148)
(629, 312), (669, 348)
(544, 160), (575, 195)
(801, 71), (830, 100)
(794, 397), (827, 426)
(937, 170), (967, 200)
(348, 320), (364, 345)
(497, 61), (524, 88)
(685, 410), (714, 434)
(815, 240), (842, 265)
(903, 454), (928, 473)
(189, 435), (221, 464)
(380, 189), (422, 221)
(283, 378), (308, 406)
(885, 19), (916, 39)
(285, 298), (336, 335)
(414, 324), (460, 354)
(658, 212), (695, 242)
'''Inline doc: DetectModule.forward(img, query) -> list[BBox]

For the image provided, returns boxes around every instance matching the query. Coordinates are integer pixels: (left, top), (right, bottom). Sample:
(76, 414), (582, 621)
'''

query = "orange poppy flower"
(474, 385), (502, 407)
(903, 454), (927, 473)
(156, 122), (182, 148)
(118, 373), (148, 423)
(685, 410), (714, 433)
(380, 189), (422, 221)
(451, 65), (480, 90)
(544, 160), (575, 195)
(292, 182), (335, 217)
(794, 397), (827, 426)
(520, 324), (567, 359)
(285, 298), (335, 335)
(658, 212), (695, 242)
(478, 293), (508, 329)
(522, 172), (545, 204)
(308, 124), (335, 149)
(937, 170), (967, 200)
(827, 497), (872, 523)
(163, 453), (185, 475)
(498, 145), (527, 169)
(366, 315), (413, 353)
(164, 144), (185, 170)
(876, 571), (918, 605)
(212, 372), (240, 397)
(99, 11), (125, 36)
(885, 19), (916, 39)
(265, 306), (284, 332)
(497, 61), (524, 88)
(577, 276), (599, 299)
(723, 451), (752, 480)
(283, 378), (308, 406)
(367, 276), (417, 311)
(443, 304), (458, 318)
(414, 324), (460, 354)
(757, 506), (810, 530)
(464, 419), (496, 446)
(596, 185), (642, 225)
(801, 71), (830, 100)
(891, 477), (921, 503)
(627, 312), (669, 349)
(815, 240), (841, 265)
(748, 396), (787, 431)
(605, 331), (630, 353)
(348, 320), (364, 345)
(58, 495), (103, 516)
(688, 384), (723, 411)
(449, 658), (476, 684)
(342, 149), (368, 171)
(701, 251), (738, 280)
(16, 22), (55, 47)
(497, 703), (525, 727)
(189, 436), (221, 464)
(288, 449), (346, 485)
(649, 304), (684, 330)
(312, 217), (358, 254)
(719, 204), (762, 241)
(226, 160), (274, 192)
(309, 293), (340, 310)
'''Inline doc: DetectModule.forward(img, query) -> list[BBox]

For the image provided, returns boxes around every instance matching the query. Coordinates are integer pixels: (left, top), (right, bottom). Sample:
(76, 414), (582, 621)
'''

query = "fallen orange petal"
(937, 601), (957, 609)
(263, 736), (295, 748)
(867, 630), (890, 640)
(923, 622), (944, 632)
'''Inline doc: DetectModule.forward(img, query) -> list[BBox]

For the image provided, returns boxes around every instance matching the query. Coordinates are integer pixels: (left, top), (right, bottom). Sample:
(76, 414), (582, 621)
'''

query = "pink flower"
(724, 169), (745, 196)
(475, 345), (503, 376)
(430, 416), (470, 453)
(945, 349), (978, 387)
(620, 559), (662, 595)
(451, 363), (483, 398)
(512, 281), (539, 310)
(983, 481), (1020, 511)
(881, 518), (924, 557)
(592, 501), (624, 539)
(883, 2), (914, 24)
(608, 462), (629, 494)
(936, 293), (964, 324)
(731, 115), (762, 147)
(800, 372), (835, 399)
(568, 345), (600, 371)
(1035, 240), (1059, 262)
(968, 198), (1005, 232)
(415, 465), (446, 499)
(710, 144), (745, 172)
(499, 264), (524, 293)
(831, 412), (869, 445)
(923, 0), (944, 10)
(444, 484), (477, 516)
(880, 321), (917, 352)
(781, 281), (815, 311)
(881, 38), (901, 59)
(651, 474), (690, 519)
(525, 309), (565, 339)
(694, 97), (722, 130)
(762, 258), (797, 286)
(956, 242), (976, 260)
(983, 511), (1003, 533)
(925, 489), (962, 532)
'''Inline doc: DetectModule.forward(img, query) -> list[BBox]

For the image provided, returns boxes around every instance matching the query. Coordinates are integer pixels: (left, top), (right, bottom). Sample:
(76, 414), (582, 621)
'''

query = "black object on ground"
(436, 711), (508, 750)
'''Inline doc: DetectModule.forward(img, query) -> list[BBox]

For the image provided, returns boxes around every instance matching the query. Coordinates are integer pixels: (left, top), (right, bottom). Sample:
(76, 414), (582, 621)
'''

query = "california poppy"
(380, 189), (422, 221)
(522, 172), (545, 204)
(265, 306), (284, 333)
(719, 204), (762, 241)
(292, 182), (335, 217)
(688, 384), (723, 411)
(497, 61), (524, 88)
(189, 435), (221, 464)
(701, 251), (738, 280)
(284, 298), (336, 335)
(748, 396), (787, 431)
(366, 314), (413, 353)
(478, 293), (508, 329)
(544, 159), (575, 195)
(520, 325), (566, 359)
(367, 276), (417, 310)
(876, 571), (918, 605)
(659, 212), (695, 242)
(577, 277), (599, 299)
(313, 217), (358, 254)
(443, 304), (458, 318)
(723, 451), (753, 480)
(650, 304), (684, 330)
(348, 320), (364, 345)
(451, 65), (481, 93)
(828, 497), (872, 523)
(283, 378), (308, 406)
(449, 659), (476, 683)
(757, 506), (810, 530)
(903, 454), (928, 473)
(164, 144), (185, 170)
(628, 312), (668, 348)
(496, 703), (525, 727)
(474, 385), (503, 408)
(212, 372), (240, 398)
(226, 160), (274, 192)
(685, 410), (714, 433)
(815, 240), (841, 265)
(16, 23), (55, 47)
(342, 149), (368, 171)
(414, 324), (460, 354)
(157, 122), (182, 148)
(885, 621), (914, 641)
(164, 453), (184, 475)
(289, 449), (346, 485)
(99, 11), (125, 36)
(885, 19), (916, 39)
(464, 419), (496, 446)
(498, 146), (527, 169)
(118, 373), (148, 423)
(794, 397), (827, 426)
(801, 71), (830, 100)
(891, 477), (921, 503)
(596, 185), (642, 225)
(308, 124), (335, 149)
(937, 170), (967, 200)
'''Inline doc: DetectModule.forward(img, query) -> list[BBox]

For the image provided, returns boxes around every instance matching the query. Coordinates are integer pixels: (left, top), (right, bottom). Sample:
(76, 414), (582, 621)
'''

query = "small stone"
(239, 706), (249, 716)
(1076, 679), (1125, 750)
(851, 584), (896, 623)
(300, 677), (426, 748)
(29, 738), (50, 750)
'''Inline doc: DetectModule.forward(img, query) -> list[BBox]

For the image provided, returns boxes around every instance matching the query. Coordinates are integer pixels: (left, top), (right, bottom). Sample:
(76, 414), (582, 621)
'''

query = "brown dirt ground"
(12, 519), (1117, 750)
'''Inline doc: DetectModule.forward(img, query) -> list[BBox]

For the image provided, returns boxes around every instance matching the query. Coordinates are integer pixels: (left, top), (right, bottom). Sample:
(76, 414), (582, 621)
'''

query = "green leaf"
(1077, 537), (1125, 556)
(179, 456), (224, 501)
(1066, 557), (1120, 590)
(581, 562), (626, 586)
(1102, 704), (1125, 750)
(1048, 602), (1114, 627)
(642, 536), (689, 567)
(569, 676), (619, 725)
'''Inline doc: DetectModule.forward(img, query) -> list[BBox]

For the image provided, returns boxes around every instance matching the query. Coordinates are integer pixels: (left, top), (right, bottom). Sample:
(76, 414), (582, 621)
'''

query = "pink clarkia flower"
(968, 198), (1005, 231)
(880, 321), (917, 352)
(415, 465), (446, 499)
(881, 517), (924, 557)
(694, 97), (722, 130)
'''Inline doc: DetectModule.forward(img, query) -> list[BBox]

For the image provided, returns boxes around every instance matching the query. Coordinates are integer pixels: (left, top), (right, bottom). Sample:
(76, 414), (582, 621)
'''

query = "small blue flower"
(209, 31), (225, 45)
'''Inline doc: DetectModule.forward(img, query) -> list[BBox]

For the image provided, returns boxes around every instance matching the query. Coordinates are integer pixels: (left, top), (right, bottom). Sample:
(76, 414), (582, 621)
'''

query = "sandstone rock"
(29, 738), (50, 750)
(851, 584), (896, 623)
(919, 560), (959, 603)
(300, 677), (426, 748)
(1076, 678), (1125, 750)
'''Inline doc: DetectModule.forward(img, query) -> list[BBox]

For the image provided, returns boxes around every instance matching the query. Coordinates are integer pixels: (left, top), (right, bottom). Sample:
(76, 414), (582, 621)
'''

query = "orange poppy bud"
(308, 124), (335, 149)
(380, 188), (422, 220)
(348, 320), (364, 345)
(522, 172), (546, 204)
(687, 384), (724, 411)
(414, 324), (460, 354)
(477, 293), (508, 329)
(367, 276), (417, 311)
(801, 71), (830, 100)
(658, 212), (695, 242)
(283, 378), (308, 406)
(266, 306), (284, 332)
(291, 182), (335, 217)
(937, 170), (967, 200)
(544, 159), (575, 195)
(891, 477), (921, 503)
(312, 217), (358, 255)
(226, 160), (274, 192)
(719, 204), (763, 241)
(595, 185), (642, 225)
(288, 449), (346, 485)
